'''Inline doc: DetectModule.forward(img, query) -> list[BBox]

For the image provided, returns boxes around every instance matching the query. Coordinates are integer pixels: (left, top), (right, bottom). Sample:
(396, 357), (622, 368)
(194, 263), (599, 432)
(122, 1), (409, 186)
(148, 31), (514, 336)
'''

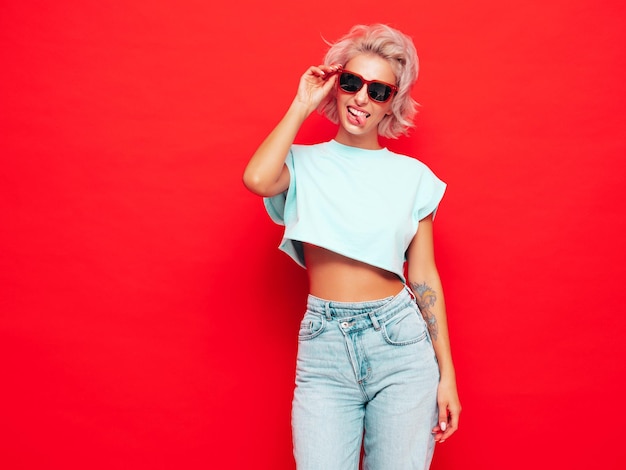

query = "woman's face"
(334, 53), (396, 148)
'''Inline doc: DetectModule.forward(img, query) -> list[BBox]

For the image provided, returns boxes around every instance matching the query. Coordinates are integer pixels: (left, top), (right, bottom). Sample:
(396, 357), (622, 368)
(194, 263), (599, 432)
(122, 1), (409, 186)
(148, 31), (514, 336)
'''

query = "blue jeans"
(292, 287), (440, 470)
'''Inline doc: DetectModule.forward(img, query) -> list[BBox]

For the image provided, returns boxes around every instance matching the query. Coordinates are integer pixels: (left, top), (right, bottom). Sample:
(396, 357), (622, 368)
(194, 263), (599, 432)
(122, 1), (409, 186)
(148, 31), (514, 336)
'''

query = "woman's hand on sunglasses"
(294, 64), (343, 114)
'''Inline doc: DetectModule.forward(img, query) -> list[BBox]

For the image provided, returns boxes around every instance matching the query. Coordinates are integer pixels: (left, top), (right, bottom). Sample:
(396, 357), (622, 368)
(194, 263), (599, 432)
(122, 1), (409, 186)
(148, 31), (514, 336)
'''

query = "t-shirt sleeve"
(264, 190), (287, 225)
(263, 148), (295, 226)
(414, 168), (447, 222)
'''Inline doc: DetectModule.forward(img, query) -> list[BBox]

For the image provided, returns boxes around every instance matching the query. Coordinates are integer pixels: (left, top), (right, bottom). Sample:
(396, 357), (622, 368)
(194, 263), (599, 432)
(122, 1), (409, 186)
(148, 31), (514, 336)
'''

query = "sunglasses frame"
(338, 70), (398, 103)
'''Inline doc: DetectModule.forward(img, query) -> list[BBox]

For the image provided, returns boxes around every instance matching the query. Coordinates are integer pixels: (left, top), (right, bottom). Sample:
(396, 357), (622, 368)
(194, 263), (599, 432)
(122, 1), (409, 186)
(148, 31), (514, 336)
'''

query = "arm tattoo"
(410, 281), (439, 341)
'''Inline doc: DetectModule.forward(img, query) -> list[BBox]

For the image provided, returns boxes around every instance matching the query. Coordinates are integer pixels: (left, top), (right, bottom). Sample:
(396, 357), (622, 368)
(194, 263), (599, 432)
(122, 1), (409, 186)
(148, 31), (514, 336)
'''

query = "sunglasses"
(338, 70), (398, 103)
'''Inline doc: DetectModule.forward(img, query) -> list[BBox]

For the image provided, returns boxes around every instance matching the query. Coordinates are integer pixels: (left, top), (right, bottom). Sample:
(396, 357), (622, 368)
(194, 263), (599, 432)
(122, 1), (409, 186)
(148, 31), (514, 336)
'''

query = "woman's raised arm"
(242, 64), (341, 197)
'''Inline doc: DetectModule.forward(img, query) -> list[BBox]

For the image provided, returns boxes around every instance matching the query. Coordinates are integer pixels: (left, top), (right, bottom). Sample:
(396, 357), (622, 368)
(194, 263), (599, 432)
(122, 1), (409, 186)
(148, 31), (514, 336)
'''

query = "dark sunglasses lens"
(339, 73), (364, 93)
(368, 83), (392, 102)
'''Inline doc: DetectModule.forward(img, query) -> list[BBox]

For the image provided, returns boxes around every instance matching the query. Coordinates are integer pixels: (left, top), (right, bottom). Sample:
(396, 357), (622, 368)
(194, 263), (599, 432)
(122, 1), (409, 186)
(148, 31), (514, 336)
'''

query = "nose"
(354, 84), (370, 105)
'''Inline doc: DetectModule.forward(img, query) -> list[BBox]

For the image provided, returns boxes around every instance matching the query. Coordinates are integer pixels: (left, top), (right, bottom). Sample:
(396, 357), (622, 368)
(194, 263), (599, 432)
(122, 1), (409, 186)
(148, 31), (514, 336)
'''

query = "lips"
(347, 106), (370, 126)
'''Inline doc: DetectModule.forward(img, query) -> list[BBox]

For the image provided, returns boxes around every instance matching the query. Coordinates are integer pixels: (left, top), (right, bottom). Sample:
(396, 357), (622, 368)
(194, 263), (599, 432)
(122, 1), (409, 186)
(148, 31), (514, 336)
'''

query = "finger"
(449, 407), (460, 431)
(431, 419), (447, 442)
(437, 407), (448, 434)
(320, 63), (343, 72)
(440, 427), (453, 441)
(440, 410), (460, 441)
(319, 63), (343, 79)
(307, 66), (327, 78)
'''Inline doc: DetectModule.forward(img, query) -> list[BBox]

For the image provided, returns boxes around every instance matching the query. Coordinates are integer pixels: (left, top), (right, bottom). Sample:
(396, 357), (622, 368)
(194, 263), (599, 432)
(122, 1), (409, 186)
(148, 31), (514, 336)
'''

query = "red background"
(2, 1), (625, 468)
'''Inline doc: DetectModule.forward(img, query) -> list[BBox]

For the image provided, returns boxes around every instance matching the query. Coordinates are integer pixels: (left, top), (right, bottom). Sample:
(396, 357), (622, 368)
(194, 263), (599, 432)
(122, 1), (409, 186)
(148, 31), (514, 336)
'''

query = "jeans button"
(341, 321), (349, 328)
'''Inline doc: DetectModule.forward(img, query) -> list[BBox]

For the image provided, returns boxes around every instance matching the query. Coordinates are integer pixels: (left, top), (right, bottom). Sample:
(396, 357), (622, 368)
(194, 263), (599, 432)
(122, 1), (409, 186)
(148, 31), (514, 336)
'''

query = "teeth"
(348, 107), (369, 118)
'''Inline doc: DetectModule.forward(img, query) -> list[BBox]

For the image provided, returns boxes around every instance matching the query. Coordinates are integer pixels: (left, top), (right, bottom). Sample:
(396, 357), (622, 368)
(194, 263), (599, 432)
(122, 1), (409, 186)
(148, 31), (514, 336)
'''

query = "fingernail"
(440, 422), (447, 431)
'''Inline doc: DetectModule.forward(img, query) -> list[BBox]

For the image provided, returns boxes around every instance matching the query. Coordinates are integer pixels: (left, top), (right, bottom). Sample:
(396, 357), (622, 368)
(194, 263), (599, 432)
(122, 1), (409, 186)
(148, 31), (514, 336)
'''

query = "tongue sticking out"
(349, 107), (369, 126)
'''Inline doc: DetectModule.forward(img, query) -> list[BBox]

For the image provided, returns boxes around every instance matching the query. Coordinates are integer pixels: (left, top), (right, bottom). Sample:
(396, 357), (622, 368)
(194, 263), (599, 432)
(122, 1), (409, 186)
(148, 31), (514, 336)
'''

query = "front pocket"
(381, 308), (427, 346)
(297, 313), (326, 341)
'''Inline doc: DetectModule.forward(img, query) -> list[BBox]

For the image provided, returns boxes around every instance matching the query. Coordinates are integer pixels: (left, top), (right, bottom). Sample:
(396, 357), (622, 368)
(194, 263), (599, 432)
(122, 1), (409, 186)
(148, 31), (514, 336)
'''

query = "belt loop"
(369, 311), (381, 331)
(324, 302), (332, 320)
(404, 284), (416, 303)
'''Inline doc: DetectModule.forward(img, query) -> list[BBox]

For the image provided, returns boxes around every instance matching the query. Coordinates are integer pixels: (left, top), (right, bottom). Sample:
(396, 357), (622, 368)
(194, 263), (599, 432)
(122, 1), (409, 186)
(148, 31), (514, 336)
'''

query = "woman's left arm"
(406, 214), (461, 443)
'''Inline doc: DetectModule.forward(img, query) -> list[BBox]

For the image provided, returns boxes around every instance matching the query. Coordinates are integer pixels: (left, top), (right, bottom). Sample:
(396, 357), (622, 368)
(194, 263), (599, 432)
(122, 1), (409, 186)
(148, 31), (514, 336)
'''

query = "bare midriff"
(303, 243), (404, 302)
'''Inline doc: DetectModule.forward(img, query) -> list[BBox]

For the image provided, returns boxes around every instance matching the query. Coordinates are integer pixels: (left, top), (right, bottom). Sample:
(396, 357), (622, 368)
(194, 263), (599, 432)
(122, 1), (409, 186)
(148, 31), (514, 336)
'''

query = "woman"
(243, 24), (461, 469)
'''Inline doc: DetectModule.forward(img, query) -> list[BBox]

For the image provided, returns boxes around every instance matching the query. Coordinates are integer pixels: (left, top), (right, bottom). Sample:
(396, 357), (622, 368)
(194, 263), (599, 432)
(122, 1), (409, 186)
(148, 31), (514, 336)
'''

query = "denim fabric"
(292, 287), (440, 470)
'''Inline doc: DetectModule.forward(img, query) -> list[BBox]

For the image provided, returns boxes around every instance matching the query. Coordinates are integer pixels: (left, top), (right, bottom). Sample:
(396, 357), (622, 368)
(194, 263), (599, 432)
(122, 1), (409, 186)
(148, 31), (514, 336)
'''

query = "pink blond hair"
(318, 24), (420, 139)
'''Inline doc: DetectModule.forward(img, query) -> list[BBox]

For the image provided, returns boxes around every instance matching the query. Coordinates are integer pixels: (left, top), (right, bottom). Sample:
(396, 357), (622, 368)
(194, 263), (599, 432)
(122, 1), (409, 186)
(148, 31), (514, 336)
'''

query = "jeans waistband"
(306, 286), (415, 323)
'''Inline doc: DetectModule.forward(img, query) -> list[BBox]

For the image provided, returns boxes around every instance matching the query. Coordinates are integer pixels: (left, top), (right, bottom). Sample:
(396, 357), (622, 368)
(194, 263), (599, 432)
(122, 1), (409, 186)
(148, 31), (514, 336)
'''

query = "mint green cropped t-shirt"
(264, 140), (446, 283)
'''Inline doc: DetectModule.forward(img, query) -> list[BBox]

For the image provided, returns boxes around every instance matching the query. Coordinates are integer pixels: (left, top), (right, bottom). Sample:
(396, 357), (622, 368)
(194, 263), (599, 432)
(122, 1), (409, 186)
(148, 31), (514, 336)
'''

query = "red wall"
(2, 1), (625, 468)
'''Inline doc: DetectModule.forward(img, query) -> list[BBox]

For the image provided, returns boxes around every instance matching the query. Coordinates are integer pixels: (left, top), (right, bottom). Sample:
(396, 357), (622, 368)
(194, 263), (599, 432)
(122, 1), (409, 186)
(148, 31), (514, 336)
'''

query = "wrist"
(437, 362), (456, 381)
(290, 97), (316, 118)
